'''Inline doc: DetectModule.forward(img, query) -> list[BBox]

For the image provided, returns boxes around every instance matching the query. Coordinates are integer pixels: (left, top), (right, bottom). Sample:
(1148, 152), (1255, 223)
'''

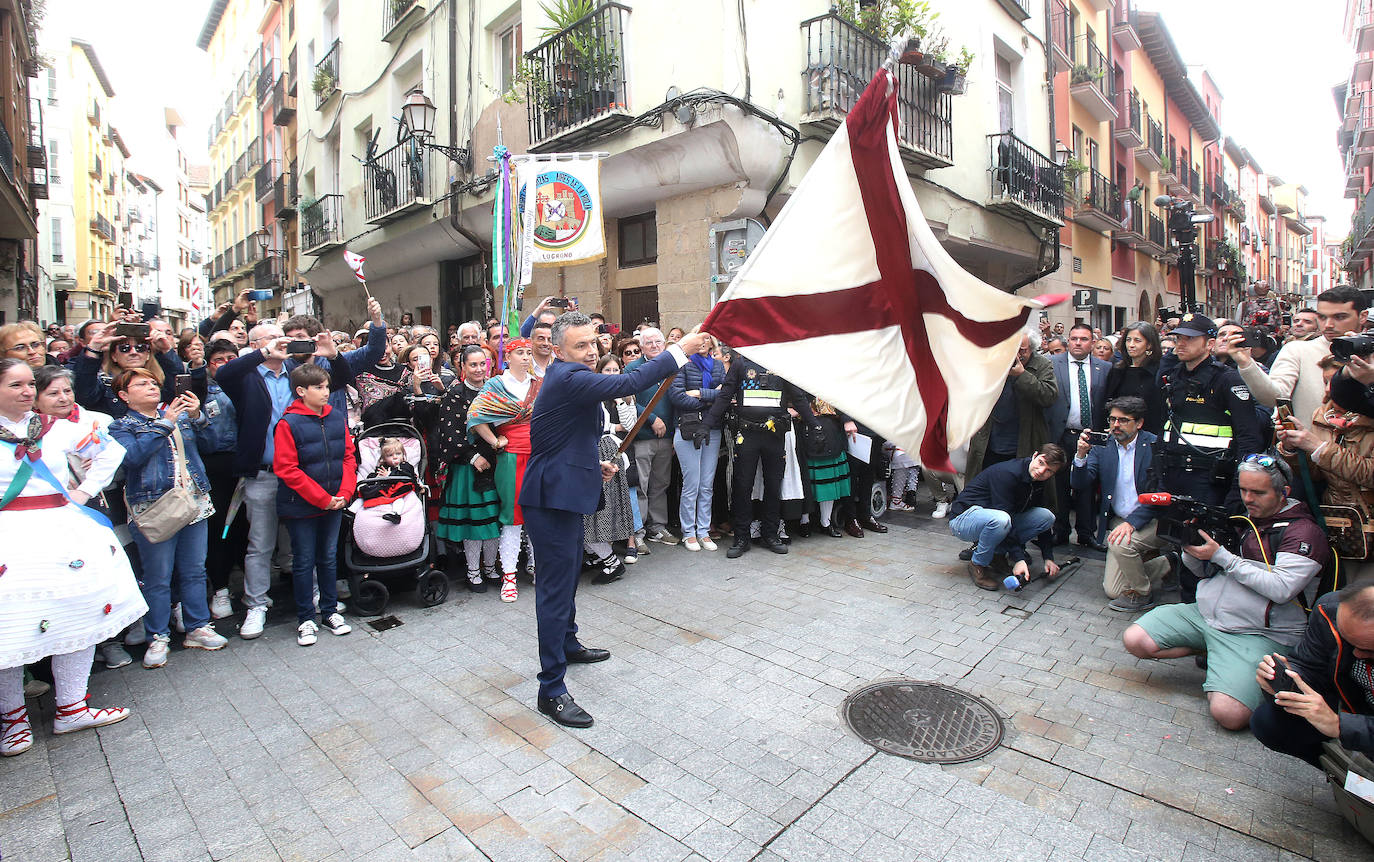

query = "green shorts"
(1136, 603), (1286, 711)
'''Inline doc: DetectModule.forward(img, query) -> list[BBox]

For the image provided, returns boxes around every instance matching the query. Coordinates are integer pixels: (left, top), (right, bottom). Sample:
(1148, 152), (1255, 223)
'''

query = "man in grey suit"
(1046, 322), (1112, 549)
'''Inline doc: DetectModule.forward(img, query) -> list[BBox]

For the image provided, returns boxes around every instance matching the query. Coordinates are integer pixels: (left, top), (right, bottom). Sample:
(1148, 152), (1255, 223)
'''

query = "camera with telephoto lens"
(1331, 334), (1374, 361)
(1140, 492), (1239, 551)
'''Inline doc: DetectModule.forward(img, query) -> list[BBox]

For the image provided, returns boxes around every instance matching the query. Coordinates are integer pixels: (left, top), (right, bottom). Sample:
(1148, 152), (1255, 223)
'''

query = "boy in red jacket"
(273, 364), (357, 646)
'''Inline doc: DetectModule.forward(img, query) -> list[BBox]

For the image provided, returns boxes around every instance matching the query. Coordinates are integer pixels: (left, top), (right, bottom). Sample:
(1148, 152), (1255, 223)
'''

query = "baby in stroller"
(359, 438), (419, 524)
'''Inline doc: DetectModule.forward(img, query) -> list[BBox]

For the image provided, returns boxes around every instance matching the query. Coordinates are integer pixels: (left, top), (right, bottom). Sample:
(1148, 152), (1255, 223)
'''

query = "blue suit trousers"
(524, 505), (586, 698)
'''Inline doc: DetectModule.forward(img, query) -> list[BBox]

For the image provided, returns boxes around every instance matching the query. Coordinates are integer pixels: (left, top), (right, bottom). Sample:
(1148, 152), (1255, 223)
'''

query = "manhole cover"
(841, 680), (1003, 763)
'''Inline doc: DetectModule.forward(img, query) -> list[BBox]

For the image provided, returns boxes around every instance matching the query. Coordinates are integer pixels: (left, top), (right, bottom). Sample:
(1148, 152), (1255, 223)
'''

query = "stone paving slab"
(2, 496), (1370, 861)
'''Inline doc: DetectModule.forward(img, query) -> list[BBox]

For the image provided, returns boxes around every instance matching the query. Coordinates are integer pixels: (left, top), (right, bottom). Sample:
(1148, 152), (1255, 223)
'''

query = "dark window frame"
(618, 211), (657, 268)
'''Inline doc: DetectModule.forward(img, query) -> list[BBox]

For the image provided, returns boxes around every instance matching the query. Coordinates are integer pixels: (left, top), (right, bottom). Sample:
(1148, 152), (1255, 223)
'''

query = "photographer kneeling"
(1251, 579), (1374, 767)
(1069, 397), (1169, 613)
(1123, 455), (1329, 729)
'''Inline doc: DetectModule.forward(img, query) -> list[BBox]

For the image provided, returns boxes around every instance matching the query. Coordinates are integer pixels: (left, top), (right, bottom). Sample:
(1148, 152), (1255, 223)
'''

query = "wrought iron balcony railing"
(524, 2), (630, 147)
(302, 193), (344, 252)
(988, 133), (1065, 223)
(362, 139), (444, 223)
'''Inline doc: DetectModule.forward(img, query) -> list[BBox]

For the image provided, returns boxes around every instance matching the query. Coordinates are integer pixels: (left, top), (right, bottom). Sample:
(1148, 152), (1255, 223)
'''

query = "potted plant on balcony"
(916, 32), (947, 79)
(311, 66), (336, 100)
(1159, 154), (1172, 176)
(1061, 156), (1088, 206)
(390, 0), (415, 20)
(937, 47), (973, 95)
(1070, 64), (1103, 86)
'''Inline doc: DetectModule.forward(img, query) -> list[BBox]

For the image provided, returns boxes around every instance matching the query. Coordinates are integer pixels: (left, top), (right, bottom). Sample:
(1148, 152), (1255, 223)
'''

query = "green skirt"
(436, 464), (501, 541)
(807, 452), (851, 503)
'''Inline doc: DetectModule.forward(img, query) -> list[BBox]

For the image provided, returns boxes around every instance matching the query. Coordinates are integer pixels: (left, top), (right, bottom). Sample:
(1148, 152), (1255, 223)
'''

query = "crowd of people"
(945, 283), (1374, 775)
(5, 280), (1374, 766)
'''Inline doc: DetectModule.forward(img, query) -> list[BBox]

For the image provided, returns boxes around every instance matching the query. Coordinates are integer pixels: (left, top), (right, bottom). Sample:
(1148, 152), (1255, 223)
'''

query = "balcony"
(236, 140), (261, 188)
(288, 47), (298, 96)
(363, 140), (445, 223)
(1113, 6), (1142, 52)
(26, 98), (44, 170)
(254, 256), (285, 292)
(232, 239), (262, 274)
(190, 249), (203, 265)
(90, 213), (115, 242)
(1112, 91), (1142, 148)
(1113, 195), (1145, 246)
(1186, 167), (1203, 206)
(1049, 0), (1071, 74)
(1159, 146), (1179, 188)
(1357, 2), (1374, 53)
(88, 153), (101, 179)
(1069, 36), (1116, 122)
(1144, 212), (1167, 256)
(302, 193), (345, 254)
(1136, 114), (1163, 171)
(986, 133), (1065, 227)
(257, 159), (277, 202)
(275, 169), (297, 216)
(1359, 95), (1374, 149)
(257, 58), (278, 106)
(87, 100), (100, 126)
(800, 11), (953, 170)
(313, 40), (340, 108)
(992, 0), (1031, 23)
(525, 2), (631, 152)
(272, 73), (297, 126)
(383, 0), (427, 43)
(1070, 167), (1120, 233)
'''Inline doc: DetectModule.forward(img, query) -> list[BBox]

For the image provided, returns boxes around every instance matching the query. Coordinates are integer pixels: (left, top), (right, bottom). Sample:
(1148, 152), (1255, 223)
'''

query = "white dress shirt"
(1068, 357), (1092, 430)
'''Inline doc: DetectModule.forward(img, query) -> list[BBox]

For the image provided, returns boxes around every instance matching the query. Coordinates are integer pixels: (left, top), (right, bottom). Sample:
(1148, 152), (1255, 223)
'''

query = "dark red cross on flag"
(703, 68), (1064, 473)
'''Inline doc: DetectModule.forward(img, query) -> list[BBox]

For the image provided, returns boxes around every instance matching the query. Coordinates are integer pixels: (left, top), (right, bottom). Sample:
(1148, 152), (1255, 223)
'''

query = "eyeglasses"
(5, 341), (43, 354)
(622, 348), (641, 356)
(1243, 454), (1279, 468)
(1106, 416), (1138, 424)
(115, 342), (151, 354)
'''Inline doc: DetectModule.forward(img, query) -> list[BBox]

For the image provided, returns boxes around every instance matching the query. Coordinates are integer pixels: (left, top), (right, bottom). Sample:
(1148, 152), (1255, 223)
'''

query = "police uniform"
(1157, 313), (1265, 600)
(704, 358), (815, 557)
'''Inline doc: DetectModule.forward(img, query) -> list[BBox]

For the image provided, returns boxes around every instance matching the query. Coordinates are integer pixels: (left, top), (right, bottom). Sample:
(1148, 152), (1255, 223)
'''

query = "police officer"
(704, 356), (815, 558)
(1157, 313), (1264, 601)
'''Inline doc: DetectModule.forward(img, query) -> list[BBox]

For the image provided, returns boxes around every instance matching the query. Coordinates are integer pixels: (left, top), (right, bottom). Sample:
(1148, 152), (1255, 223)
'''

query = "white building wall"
(35, 54), (77, 322)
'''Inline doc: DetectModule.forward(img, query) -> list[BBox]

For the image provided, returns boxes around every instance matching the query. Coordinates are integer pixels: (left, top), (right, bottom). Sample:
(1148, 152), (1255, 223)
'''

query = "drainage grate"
(366, 615), (404, 632)
(841, 680), (1004, 763)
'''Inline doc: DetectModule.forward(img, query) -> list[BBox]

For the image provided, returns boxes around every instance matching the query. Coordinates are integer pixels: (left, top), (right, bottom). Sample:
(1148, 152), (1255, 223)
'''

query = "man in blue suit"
(1047, 322), (1112, 549)
(519, 312), (706, 728)
(1069, 395), (1170, 614)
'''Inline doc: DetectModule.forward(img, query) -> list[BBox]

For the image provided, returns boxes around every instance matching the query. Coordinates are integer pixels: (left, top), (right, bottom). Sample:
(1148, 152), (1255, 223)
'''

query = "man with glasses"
(1070, 397), (1168, 612)
(1123, 455), (1329, 730)
(625, 328), (678, 546)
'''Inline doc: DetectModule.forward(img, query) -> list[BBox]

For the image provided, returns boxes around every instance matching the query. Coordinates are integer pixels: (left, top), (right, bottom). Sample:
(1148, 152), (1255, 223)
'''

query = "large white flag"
(702, 69), (1065, 473)
(517, 157), (606, 279)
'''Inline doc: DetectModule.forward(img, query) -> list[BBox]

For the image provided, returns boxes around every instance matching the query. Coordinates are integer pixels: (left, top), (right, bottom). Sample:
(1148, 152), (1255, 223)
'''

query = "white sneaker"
(932, 501), (949, 519)
(184, 626), (228, 651)
(700, 536), (718, 552)
(98, 643), (133, 669)
(683, 537), (701, 551)
(171, 603), (185, 633)
(240, 606), (267, 640)
(209, 589), (233, 620)
(321, 613), (351, 636)
(297, 620), (318, 646)
(123, 623), (147, 647)
(142, 634), (171, 669)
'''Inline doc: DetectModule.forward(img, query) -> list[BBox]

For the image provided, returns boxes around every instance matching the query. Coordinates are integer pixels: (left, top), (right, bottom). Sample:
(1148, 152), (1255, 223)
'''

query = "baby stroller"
(341, 420), (448, 615)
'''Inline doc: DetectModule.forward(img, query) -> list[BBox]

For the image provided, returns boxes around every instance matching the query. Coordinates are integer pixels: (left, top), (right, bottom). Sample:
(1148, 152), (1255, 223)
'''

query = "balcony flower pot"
(916, 55), (945, 79)
(936, 65), (966, 95)
(897, 36), (923, 66)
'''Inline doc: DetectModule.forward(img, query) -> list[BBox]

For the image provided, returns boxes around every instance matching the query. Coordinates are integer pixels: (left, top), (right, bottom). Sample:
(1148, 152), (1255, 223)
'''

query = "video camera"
(1138, 492), (1240, 551)
(1332, 334), (1374, 361)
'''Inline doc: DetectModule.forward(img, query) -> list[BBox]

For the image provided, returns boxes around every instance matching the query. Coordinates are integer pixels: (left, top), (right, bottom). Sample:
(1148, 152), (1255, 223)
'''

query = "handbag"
(130, 424), (201, 543)
(1320, 504), (1374, 561)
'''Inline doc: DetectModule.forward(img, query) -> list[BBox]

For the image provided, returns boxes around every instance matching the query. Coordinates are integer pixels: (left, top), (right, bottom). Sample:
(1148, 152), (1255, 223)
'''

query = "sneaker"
(0, 706), (32, 756)
(322, 613), (351, 636)
(98, 643), (133, 669)
(623, 546), (638, 564)
(700, 536), (718, 552)
(209, 589), (233, 620)
(683, 537), (701, 551)
(240, 606), (267, 640)
(593, 555), (625, 585)
(1108, 591), (1157, 613)
(184, 626), (228, 651)
(646, 528), (678, 545)
(123, 624), (147, 647)
(296, 620), (318, 647)
(501, 573), (518, 603)
(635, 536), (651, 556)
(171, 603), (185, 634)
(51, 700), (129, 735)
(142, 634), (171, 669)
(888, 498), (914, 512)
(932, 501), (949, 519)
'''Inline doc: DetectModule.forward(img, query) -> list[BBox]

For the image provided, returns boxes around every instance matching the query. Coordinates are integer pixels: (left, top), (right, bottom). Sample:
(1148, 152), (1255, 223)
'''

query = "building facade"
(0, 0), (43, 323)
(1338, 0), (1373, 290)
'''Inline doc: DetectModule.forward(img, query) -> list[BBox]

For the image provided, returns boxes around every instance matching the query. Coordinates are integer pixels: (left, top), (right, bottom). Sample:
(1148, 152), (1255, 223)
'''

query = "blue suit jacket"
(1046, 352), (1112, 435)
(1069, 430), (1161, 533)
(519, 349), (685, 514)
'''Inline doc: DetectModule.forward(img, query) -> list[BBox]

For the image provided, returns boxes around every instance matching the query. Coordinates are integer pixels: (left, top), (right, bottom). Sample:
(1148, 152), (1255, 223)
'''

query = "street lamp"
(399, 87), (470, 169)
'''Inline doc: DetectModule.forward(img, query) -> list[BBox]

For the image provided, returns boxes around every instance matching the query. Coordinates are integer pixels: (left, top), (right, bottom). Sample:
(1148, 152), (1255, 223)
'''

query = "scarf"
(0, 414), (55, 461)
(467, 373), (540, 432)
(689, 353), (714, 391)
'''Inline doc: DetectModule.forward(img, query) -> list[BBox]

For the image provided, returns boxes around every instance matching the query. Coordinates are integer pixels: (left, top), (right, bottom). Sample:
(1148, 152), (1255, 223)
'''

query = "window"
(1088, 139), (1099, 173)
(618, 212), (657, 268)
(1071, 125), (1083, 162)
(996, 54), (1015, 134)
(495, 20), (522, 94)
(47, 68), (57, 104)
(50, 218), (62, 263)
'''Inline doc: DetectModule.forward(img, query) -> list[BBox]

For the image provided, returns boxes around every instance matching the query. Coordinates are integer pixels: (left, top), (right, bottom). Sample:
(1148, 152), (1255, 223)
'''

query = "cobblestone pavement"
(2, 500), (1370, 861)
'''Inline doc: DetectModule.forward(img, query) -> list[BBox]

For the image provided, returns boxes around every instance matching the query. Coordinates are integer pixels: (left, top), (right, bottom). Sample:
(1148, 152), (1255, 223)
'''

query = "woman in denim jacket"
(669, 334), (725, 552)
(108, 368), (227, 670)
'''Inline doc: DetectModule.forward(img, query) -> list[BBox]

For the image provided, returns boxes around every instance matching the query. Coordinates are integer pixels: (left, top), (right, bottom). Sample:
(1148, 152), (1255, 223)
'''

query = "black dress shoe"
(764, 538), (789, 554)
(537, 693), (594, 728)
(726, 538), (750, 559)
(795, 522), (812, 538)
(824, 523), (843, 538)
(860, 516), (887, 534)
(382, 512), (401, 524)
(565, 647), (611, 663)
(1078, 537), (1108, 552)
(466, 579), (487, 593)
(958, 545), (975, 562)
(843, 519), (864, 538)
(591, 558), (625, 585)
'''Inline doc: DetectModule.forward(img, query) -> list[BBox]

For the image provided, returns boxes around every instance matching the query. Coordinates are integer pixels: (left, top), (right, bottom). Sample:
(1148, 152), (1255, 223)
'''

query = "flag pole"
(616, 377), (674, 456)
